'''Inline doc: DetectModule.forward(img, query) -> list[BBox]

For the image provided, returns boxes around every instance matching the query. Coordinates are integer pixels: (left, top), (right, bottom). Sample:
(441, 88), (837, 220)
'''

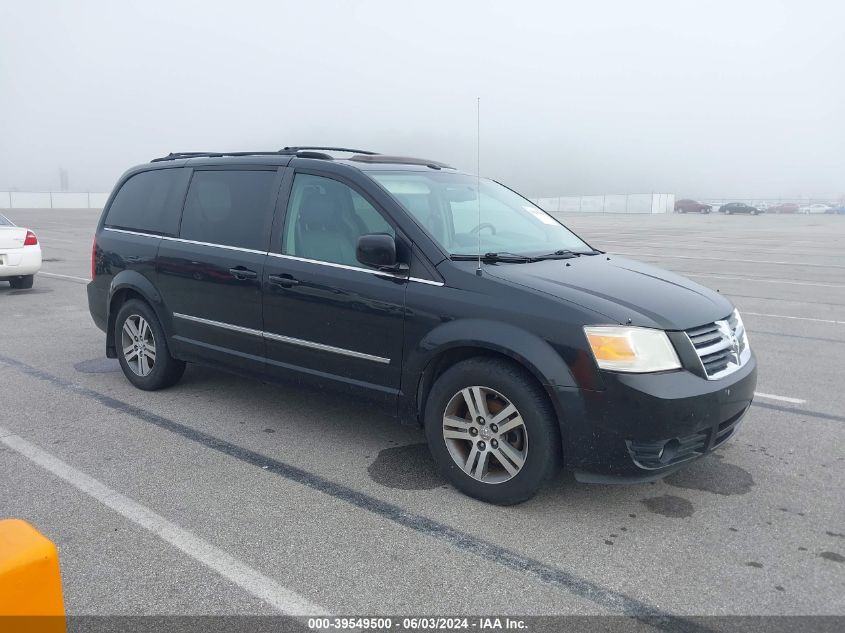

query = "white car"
(801, 204), (832, 214)
(0, 213), (41, 288)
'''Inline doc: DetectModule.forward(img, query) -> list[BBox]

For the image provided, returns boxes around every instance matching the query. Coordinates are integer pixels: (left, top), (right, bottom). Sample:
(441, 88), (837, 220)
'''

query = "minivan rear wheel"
(115, 299), (185, 390)
(424, 357), (561, 505)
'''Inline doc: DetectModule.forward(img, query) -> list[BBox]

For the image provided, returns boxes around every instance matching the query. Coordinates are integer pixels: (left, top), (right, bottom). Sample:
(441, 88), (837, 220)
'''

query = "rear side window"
(180, 170), (277, 251)
(105, 168), (189, 235)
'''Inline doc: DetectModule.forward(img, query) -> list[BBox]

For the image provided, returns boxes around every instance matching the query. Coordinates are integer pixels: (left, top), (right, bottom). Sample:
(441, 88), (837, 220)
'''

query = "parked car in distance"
(0, 213), (41, 288)
(768, 203), (800, 214)
(801, 203), (832, 214)
(827, 206), (845, 215)
(718, 202), (761, 215)
(88, 147), (757, 505)
(674, 199), (712, 213)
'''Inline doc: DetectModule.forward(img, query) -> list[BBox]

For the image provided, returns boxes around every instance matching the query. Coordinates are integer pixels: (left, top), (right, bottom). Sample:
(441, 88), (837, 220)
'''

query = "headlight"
(584, 326), (681, 373)
(732, 309), (750, 352)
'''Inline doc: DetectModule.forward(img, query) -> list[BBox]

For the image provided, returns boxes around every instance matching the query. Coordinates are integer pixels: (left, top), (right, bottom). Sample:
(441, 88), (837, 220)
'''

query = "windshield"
(0, 213), (13, 226)
(369, 171), (591, 257)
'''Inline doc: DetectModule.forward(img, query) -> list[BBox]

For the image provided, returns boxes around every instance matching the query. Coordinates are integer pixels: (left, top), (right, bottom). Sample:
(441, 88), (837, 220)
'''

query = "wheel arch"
(105, 271), (170, 358)
(403, 320), (577, 437)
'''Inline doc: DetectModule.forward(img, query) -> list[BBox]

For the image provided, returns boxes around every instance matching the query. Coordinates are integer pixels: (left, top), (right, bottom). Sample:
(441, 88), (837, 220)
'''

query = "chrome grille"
(685, 311), (750, 379)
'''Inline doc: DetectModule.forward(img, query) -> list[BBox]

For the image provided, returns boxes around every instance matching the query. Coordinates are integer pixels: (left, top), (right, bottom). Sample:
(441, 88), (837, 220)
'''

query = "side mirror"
(356, 234), (406, 273)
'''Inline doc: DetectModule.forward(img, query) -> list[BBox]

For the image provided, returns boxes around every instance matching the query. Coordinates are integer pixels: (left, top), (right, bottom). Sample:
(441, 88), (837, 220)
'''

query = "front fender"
(407, 318), (578, 390)
(400, 319), (583, 448)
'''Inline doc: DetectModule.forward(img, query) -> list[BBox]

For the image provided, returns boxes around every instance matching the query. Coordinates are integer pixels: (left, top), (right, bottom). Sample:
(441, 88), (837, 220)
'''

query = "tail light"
(91, 238), (97, 280)
(24, 230), (38, 246)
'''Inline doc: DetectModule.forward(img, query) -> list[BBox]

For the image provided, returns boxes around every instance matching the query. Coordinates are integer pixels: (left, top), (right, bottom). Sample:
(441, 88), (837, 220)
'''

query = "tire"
(114, 299), (186, 390)
(751, 210), (758, 215)
(9, 275), (34, 289)
(424, 357), (561, 505)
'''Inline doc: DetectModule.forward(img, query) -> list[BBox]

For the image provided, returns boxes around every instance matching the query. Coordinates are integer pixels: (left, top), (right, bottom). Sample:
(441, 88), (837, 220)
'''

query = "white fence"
(532, 193), (675, 214)
(0, 191), (110, 209)
(5, 190), (678, 214)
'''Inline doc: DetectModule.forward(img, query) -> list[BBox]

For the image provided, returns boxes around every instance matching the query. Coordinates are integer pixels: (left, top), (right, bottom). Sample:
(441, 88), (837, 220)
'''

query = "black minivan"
(88, 147), (757, 504)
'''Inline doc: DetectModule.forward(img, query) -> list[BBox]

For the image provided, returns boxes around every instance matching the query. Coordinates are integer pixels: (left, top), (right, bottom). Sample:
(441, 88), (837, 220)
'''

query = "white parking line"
(684, 273), (845, 289)
(611, 251), (845, 269)
(754, 392), (806, 404)
(742, 311), (845, 325)
(0, 426), (329, 616)
(40, 271), (89, 283)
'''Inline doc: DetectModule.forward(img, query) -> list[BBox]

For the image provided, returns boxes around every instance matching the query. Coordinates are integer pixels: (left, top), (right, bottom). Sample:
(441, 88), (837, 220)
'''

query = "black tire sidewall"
(114, 299), (183, 390)
(10, 275), (34, 289)
(424, 358), (561, 505)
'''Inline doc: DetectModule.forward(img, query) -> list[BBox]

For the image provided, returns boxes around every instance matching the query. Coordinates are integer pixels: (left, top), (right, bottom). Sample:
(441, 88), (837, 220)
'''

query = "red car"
(674, 199), (712, 213)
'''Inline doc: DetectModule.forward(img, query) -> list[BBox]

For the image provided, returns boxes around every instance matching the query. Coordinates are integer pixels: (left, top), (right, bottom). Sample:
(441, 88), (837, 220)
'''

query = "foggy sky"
(1, 0), (843, 199)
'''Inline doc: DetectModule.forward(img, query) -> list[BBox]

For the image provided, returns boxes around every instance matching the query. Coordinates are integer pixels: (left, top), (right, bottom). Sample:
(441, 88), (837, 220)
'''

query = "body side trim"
(102, 228), (442, 286)
(172, 312), (391, 364)
(267, 252), (444, 286)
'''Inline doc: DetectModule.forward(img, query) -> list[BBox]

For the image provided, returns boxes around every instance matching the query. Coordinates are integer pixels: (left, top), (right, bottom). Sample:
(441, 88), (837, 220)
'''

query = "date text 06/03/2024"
(307, 617), (528, 630)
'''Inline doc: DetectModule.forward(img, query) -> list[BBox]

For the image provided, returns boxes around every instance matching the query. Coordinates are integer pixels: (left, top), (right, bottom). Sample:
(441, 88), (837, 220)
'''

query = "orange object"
(585, 332), (637, 361)
(0, 519), (65, 633)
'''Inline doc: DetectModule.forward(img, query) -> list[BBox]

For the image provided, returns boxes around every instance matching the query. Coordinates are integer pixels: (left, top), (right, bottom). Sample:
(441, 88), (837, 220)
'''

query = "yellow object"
(585, 332), (637, 361)
(0, 519), (65, 632)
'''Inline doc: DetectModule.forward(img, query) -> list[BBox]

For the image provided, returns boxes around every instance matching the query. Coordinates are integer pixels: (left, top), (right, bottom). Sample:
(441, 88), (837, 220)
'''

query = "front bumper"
(553, 353), (757, 479)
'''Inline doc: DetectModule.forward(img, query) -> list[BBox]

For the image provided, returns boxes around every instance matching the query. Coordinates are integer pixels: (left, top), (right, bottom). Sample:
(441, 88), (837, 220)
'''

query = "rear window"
(105, 168), (189, 235)
(179, 170), (278, 251)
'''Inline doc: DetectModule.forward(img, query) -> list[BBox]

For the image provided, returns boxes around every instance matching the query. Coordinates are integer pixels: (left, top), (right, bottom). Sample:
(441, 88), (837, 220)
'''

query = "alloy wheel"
(121, 314), (156, 377)
(442, 386), (528, 484)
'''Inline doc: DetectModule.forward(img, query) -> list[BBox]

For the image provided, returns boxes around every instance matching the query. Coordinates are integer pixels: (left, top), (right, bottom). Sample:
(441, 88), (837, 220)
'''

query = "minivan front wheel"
(115, 299), (185, 390)
(424, 358), (561, 505)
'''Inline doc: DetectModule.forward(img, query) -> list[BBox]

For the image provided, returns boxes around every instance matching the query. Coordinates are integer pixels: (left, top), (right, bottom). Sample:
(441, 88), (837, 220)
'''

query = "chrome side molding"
(172, 312), (391, 364)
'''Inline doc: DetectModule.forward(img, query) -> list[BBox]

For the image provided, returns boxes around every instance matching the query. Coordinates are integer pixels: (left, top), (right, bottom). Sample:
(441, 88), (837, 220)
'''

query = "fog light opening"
(659, 439), (680, 464)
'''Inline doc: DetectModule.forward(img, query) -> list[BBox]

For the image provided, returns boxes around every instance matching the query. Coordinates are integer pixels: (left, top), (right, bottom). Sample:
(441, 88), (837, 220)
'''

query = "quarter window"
(180, 170), (277, 251)
(105, 168), (189, 235)
(282, 174), (394, 267)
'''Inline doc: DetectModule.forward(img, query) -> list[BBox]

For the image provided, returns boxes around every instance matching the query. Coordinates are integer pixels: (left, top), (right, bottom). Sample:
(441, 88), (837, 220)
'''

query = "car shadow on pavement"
(153, 363), (749, 513)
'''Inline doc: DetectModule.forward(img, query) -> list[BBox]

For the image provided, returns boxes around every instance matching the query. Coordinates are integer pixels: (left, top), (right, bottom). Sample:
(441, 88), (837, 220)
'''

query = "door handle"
(268, 273), (300, 287)
(229, 266), (258, 280)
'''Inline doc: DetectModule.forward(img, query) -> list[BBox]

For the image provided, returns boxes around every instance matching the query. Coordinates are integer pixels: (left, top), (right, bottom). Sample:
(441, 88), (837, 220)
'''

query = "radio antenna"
(476, 96), (482, 276)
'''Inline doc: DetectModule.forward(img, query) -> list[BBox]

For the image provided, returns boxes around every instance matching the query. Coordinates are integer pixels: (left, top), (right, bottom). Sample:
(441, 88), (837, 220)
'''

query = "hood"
(482, 254), (733, 331)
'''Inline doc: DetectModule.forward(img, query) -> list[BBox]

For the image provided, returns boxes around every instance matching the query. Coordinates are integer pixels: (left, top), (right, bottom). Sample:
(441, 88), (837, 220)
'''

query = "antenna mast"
(476, 97), (482, 276)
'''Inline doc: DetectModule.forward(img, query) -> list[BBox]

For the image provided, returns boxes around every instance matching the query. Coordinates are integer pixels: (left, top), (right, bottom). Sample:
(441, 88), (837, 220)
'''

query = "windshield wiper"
(534, 249), (603, 259)
(535, 250), (579, 259)
(451, 249), (602, 263)
(451, 252), (535, 263)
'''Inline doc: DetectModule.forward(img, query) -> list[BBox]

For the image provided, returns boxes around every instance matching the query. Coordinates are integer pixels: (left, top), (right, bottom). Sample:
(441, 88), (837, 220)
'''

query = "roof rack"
(349, 154), (454, 170)
(150, 151), (293, 163)
(282, 146), (379, 155)
(151, 146), (381, 163)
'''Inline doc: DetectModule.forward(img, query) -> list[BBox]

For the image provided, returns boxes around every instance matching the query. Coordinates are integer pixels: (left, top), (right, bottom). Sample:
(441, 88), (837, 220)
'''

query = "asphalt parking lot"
(1, 209), (843, 618)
